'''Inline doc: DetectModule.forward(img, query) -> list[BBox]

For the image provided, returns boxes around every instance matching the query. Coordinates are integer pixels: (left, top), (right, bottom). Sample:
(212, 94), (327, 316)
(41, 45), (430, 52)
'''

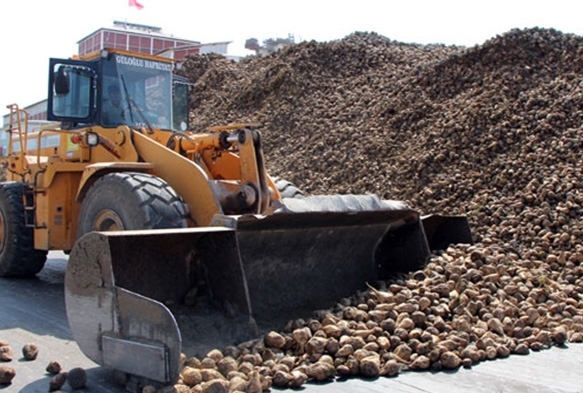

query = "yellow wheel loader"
(0, 49), (472, 385)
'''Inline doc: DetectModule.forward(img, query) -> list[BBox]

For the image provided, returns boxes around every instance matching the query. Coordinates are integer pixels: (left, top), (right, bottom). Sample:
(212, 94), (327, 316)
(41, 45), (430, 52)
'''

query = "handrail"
(6, 104), (30, 177)
(6, 104), (27, 157)
(5, 104), (71, 176)
(35, 128), (80, 171)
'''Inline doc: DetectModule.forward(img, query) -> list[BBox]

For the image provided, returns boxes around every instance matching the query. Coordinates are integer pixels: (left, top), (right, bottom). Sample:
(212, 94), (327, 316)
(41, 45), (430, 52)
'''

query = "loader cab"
(47, 49), (190, 132)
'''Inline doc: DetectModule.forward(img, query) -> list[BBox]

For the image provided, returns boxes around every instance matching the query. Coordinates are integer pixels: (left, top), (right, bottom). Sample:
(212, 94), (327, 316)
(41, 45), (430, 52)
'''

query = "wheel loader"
(0, 48), (472, 385)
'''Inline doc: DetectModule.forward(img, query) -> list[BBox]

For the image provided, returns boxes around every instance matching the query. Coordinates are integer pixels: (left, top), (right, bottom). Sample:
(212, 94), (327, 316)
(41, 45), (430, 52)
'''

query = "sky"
(1, 0), (582, 118)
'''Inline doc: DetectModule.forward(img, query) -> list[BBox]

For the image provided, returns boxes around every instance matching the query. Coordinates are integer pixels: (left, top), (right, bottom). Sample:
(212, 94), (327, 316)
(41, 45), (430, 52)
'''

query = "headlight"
(85, 132), (99, 147)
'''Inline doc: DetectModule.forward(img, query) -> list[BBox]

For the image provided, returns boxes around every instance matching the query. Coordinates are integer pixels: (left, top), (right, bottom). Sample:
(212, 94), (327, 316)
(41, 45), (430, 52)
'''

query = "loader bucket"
(65, 196), (470, 384)
(421, 214), (473, 251)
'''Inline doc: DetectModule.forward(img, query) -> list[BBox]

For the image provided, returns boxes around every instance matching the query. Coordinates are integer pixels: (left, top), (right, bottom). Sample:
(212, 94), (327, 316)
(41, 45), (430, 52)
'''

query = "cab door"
(47, 58), (98, 125)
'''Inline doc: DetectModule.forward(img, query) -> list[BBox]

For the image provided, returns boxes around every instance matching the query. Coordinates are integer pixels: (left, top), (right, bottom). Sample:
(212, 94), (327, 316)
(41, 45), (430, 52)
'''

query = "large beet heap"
(169, 28), (583, 392)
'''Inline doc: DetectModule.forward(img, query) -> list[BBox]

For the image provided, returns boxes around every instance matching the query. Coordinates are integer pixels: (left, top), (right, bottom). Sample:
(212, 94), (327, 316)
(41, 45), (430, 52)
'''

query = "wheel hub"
(93, 210), (125, 232)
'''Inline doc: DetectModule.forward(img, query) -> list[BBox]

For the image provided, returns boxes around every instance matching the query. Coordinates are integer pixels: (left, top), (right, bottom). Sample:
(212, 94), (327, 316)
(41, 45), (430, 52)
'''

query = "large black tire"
(273, 177), (304, 199)
(0, 182), (48, 277)
(77, 172), (188, 237)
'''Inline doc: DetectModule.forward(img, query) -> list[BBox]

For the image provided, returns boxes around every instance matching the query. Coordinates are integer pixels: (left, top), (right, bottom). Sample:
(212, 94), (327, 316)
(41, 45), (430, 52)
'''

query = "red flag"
(129, 0), (144, 9)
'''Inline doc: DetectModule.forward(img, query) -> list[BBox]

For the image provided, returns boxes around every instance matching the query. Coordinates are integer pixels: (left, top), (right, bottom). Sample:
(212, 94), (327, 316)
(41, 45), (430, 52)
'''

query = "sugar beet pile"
(167, 28), (583, 392)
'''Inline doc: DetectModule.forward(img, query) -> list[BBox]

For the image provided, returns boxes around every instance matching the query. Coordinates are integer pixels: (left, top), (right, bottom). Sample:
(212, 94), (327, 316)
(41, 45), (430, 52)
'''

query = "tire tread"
(0, 182), (47, 277)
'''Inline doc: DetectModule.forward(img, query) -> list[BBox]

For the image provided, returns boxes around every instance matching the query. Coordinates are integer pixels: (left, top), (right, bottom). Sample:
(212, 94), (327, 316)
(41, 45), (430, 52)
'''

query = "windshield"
(101, 53), (173, 130)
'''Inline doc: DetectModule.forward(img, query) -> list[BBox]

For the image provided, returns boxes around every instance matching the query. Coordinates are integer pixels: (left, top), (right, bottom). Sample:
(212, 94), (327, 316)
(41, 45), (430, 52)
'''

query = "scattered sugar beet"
(0, 346), (12, 362)
(66, 367), (87, 390)
(49, 371), (68, 392)
(46, 360), (62, 374)
(0, 366), (15, 385)
(22, 343), (39, 361)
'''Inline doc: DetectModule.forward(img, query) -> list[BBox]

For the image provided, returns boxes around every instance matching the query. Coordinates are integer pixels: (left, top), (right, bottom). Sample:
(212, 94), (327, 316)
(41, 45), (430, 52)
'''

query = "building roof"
(77, 20), (201, 45)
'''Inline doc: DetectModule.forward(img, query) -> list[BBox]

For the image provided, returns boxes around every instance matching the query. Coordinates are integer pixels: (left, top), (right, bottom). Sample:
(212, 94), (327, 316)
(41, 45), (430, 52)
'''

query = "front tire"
(78, 172), (188, 237)
(0, 182), (47, 277)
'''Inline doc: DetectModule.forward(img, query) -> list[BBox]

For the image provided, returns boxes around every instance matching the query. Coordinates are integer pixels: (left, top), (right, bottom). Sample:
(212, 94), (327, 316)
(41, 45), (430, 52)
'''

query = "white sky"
(1, 0), (582, 118)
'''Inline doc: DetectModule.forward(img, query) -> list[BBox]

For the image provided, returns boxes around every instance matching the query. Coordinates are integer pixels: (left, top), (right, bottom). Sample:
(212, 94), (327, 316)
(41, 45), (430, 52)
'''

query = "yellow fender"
(75, 162), (155, 202)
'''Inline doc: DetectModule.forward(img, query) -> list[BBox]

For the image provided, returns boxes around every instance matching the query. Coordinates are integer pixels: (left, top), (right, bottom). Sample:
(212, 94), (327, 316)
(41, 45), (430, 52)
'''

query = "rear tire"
(273, 177), (304, 199)
(0, 182), (47, 277)
(77, 172), (188, 237)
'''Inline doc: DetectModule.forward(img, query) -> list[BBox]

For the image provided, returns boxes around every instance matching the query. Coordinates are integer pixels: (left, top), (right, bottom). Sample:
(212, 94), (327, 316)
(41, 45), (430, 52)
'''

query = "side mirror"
(54, 66), (70, 95)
